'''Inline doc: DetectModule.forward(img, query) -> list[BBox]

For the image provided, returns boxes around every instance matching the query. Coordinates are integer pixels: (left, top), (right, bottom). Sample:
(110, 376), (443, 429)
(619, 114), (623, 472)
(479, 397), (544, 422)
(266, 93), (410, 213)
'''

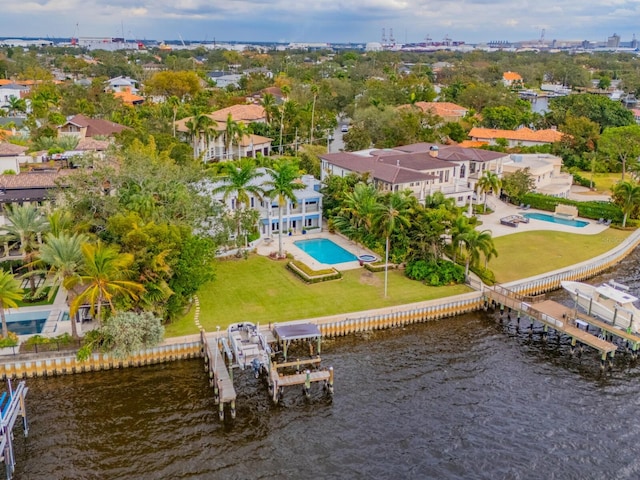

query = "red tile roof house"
(0, 142), (30, 173)
(320, 143), (508, 210)
(469, 127), (564, 148)
(175, 104), (272, 161)
(404, 101), (469, 123)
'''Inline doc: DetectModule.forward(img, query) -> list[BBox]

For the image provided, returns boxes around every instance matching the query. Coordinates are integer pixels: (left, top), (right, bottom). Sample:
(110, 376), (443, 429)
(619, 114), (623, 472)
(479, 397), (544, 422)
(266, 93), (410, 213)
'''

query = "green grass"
(489, 228), (632, 283)
(575, 171), (623, 195)
(15, 286), (59, 307)
(164, 255), (471, 337)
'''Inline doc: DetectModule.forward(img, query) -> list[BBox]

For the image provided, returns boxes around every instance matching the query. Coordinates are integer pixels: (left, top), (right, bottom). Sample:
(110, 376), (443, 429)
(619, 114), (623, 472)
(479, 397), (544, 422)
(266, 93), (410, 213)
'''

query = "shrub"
(405, 260), (465, 286)
(0, 331), (18, 348)
(520, 192), (623, 223)
(22, 289), (48, 303)
(572, 172), (595, 189)
(287, 261), (342, 283)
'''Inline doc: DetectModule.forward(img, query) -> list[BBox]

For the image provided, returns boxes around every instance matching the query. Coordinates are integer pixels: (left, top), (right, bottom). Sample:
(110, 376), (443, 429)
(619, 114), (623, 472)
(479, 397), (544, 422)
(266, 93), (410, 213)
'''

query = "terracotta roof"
(76, 138), (110, 151)
(209, 104), (266, 123)
(62, 114), (128, 138)
(457, 140), (488, 148)
(469, 127), (563, 143)
(113, 90), (145, 105)
(394, 143), (507, 162)
(237, 134), (272, 147)
(0, 143), (28, 156)
(503, 71), (523, 81)
(411, 101), (468, 118)
(0, 170), (72, 189)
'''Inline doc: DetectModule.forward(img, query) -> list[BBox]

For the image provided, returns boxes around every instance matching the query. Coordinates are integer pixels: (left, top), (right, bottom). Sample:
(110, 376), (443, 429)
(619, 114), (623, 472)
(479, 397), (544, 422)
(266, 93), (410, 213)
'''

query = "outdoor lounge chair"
(604, 219), (612, 226)
(517, 203), (524, 209)
(597, 218), (604, 224)
(523, 204), (530, 210)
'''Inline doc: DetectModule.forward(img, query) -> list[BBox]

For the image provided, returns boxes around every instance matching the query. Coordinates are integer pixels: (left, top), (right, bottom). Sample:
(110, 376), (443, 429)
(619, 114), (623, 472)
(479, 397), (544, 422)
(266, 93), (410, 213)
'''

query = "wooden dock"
(201, 331), (236, 420)
(485, 286), (621, 368)
(269, 358), (333, 404)
(0, 380), (28, 480)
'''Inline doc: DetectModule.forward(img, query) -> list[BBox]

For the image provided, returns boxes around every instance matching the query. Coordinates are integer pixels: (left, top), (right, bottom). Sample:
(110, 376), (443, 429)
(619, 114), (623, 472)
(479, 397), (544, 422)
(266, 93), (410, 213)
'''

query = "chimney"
(429, 145), (439, 157)
(396, 159), (400, 166)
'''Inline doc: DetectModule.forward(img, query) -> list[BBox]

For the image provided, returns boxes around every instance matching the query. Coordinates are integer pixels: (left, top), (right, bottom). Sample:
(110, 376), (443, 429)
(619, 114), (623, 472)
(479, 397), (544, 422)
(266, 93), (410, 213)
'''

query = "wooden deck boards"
(205, 333), (236, 403)
(271, 369), (330, 387)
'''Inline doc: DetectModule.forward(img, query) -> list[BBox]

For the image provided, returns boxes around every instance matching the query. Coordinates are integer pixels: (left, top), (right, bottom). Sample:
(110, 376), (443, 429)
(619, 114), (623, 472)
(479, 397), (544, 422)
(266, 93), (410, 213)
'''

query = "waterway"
(11, 248), (640, 479)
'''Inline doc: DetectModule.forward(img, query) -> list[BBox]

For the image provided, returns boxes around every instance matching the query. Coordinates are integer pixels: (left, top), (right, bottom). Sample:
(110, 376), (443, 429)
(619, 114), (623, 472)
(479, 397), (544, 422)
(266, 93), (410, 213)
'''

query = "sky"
(2, 0), (640, 45)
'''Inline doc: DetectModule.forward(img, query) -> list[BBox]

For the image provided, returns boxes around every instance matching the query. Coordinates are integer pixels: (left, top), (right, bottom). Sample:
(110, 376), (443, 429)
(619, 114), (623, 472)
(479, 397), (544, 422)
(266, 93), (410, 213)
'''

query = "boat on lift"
(227, 322), (271, 377)
(561, 280), (640, 332)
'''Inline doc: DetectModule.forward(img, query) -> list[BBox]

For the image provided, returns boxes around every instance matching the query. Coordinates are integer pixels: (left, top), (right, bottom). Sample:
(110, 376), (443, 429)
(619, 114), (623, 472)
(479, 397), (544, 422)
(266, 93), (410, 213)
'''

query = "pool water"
(5, 310), (49, 335)
(523, 212), (589, 228)
(293, 238), (358, 264)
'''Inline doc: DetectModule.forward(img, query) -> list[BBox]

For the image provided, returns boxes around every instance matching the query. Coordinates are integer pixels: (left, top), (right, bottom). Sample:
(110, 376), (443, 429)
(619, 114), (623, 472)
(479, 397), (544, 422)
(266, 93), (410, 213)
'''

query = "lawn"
(575, 171), (623, 195)
(489, 228), (632, 283)
(164, 255), (471, 337)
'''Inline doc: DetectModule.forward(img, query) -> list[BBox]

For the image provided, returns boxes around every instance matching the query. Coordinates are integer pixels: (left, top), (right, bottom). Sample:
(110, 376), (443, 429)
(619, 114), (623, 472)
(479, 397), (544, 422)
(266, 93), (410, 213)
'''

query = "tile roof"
(76, 138), (110, 151)
(62, 114), (128, 137)
(412, 101), (468, 118)
(321, 152), (438, 184)
(503, 71), (523, 81)
(175, 104), (267, 133)
(113, 90), (145, 105)
(0, 143), (28, 156)
(393, 143), (507, 162)
(237, 134), (272, 147)
(469, 127), (564, 143)
(0, 170), (72, 189)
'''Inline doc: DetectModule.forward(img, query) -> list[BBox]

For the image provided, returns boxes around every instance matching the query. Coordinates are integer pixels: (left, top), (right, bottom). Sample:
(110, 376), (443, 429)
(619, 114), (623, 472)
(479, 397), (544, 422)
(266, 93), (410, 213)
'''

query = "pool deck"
(256, 230), (378, 271)
(480, 197), (609, 238)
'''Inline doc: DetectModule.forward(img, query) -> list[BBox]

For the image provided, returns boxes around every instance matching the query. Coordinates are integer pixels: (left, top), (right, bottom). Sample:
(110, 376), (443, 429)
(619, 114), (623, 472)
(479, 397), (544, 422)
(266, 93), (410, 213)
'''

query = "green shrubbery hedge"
(287, 261), (342, 283)
(405, 260), (465, 286)
(520, 193), (622, 223)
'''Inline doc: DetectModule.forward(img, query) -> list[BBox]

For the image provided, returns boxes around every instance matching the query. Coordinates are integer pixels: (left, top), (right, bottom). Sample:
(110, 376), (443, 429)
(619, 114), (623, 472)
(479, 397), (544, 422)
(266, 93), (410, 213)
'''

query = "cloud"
(1, 0), (639, 44)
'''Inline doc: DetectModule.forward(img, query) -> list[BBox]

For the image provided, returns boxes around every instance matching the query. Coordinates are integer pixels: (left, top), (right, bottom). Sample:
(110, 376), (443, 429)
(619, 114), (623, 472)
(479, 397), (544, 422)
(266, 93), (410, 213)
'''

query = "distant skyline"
(2, 1), (639, 45)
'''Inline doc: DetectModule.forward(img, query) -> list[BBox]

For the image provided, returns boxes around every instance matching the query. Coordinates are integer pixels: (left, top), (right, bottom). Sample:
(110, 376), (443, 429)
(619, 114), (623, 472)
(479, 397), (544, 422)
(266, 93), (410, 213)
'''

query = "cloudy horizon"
(2, 0), (639, 45)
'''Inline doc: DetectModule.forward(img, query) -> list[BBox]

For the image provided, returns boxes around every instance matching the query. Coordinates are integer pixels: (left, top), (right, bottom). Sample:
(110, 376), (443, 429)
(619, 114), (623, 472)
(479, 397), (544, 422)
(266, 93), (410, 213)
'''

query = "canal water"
(11, 249), (640, 479)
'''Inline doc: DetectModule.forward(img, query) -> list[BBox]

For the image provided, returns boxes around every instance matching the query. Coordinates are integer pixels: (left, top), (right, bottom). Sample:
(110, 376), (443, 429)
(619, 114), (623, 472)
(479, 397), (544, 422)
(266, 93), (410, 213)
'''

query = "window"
(445, 170), (449, 182)
(250, 197), (255, 208)
(460, 164), (466, 178)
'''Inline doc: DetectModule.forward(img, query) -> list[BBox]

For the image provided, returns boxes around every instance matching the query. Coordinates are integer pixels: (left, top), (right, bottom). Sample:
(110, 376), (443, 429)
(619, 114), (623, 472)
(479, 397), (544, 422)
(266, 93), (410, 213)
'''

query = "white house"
(502, 154), (572, 198)
(203, 169), (323, 239)
(0, 84), (30, 113)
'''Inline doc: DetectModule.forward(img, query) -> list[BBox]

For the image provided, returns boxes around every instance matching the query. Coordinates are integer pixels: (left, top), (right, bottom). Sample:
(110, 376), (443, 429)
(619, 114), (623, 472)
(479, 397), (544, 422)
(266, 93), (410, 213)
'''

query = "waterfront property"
(523, 212), (589, 228)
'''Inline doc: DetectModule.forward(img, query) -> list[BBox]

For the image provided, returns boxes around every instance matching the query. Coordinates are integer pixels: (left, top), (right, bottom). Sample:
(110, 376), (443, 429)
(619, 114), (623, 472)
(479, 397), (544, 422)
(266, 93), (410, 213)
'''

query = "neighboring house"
(320, 143), (508, 208)
(502, 154), (572, 198)
(469, 127), (563, 147)
(113, 88), (145, 106)
(106, 76), (139, 94)
(58, 114), (128, 139)
(502, 71), (524, 88)
(0, 143), (28, 173)
(208, 71), (242, 89)
(175, 104), (272, 161)
(203, 168), (323, 238)
(411, 101), (468, 122)
(47, 138), (111, 163)
(0, 83), (30, 113)
(631, 108), (640, 124)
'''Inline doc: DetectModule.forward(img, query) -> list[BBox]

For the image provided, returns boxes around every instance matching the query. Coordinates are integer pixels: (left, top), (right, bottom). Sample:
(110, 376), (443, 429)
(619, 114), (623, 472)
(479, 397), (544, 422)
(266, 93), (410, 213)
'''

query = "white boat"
(561, 280), (640, 332)
(227, 322), (271, 376)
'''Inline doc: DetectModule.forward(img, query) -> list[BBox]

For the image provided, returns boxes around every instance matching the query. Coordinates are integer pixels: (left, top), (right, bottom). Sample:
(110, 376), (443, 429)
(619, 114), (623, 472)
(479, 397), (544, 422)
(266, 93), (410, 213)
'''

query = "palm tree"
(185, 112), (217, 160)
(37, 232), (87, 339)
(223, 113), (240, 160)
(260, 93), (277, 125)
(450, 215), (472, 263)
(460, 229), (497, 277)
(5, 96), (27, 116)
(71, 242), (144, 326)
(476, 171), (502, 212)
(234, 121), (251, 160)
(374, 192), (414, 298)
(332, 182), (379, 246)
(278, 85), (291, 154)
(167, 96), (180, 137)
(613, 180), (640, 227)
(0, 271), (22, 338)
(4, 204), (49, 294)
(309, 84), (319, 144)
(264, 160), (304, 257)
(213, 159), (265, 245)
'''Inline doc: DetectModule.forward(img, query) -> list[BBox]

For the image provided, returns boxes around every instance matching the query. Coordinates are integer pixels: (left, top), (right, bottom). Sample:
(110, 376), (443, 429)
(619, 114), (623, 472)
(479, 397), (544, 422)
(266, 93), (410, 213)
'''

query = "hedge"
(287, 261), (342, 283)
(520, 193), (623, 223)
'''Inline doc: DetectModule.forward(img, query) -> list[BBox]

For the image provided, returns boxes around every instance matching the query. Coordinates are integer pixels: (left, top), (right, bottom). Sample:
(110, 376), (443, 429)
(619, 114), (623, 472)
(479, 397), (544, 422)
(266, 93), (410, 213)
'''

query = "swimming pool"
(523, 212), (589, 228)
(293, 238), (358, 264)
(4, 310), (51, 335)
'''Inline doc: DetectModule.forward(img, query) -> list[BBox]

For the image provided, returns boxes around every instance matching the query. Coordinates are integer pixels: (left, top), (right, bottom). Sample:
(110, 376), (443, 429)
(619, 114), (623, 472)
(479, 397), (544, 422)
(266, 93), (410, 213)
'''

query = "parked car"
(341, 125), (349, 132)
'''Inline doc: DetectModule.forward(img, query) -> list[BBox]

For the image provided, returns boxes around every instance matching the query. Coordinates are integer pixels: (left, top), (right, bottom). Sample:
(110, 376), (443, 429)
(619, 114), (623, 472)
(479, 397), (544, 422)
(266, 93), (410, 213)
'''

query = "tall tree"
(37, 232), (87, 339)
(612, 181), (640, 228)
(260, 93), (277, 126)
(374, 191), (414, 297)
(476, 171), (502, 212)
(309, 83), (319, 144)
(460, 229), (497, 277)
(598, 125), (640, 180)
(264, 160), (304, 257)
(213, 159), (265, 244)
(0, 271), (22, 338)
(4, 204), (49, 294)
(333, 182), (379, 246)
(71, 242), (144, 326)
(185, 112), (217, 160)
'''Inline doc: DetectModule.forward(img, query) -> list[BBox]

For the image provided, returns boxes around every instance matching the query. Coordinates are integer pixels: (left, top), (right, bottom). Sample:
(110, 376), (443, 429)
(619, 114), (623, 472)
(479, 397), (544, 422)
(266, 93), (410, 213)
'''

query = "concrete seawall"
(1, 229), (639, 378)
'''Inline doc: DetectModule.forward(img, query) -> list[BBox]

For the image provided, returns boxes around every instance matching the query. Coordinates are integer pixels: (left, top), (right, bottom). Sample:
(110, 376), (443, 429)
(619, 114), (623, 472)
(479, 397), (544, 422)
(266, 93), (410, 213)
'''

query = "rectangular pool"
(5, 310), (49, 335)
(293, 238), (358, 264)
(523, 212), (589, 228)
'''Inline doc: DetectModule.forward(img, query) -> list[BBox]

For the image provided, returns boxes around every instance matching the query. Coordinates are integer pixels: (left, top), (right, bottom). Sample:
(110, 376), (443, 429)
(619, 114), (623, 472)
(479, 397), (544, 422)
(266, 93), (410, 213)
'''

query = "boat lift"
(0, 379), (28, 480)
